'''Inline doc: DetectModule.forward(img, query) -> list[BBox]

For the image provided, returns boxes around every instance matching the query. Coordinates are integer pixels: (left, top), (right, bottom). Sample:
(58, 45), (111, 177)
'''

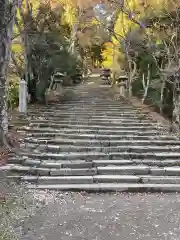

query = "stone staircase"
(2, 78), (180, 192)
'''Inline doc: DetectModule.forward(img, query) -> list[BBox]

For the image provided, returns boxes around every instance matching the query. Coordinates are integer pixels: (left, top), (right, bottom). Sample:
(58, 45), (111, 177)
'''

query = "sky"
(93, 3), (113, 23)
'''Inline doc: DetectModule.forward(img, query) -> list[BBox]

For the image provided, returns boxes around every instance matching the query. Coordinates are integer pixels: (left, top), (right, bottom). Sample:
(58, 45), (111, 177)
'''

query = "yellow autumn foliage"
(101, 0), (179, 71)
(11, 43), (24, 53)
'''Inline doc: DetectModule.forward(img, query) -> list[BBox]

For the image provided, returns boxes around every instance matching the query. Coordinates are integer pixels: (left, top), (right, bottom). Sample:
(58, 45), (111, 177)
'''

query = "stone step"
(23, 135), (178, 142)
(30, 102), (134, 106)
(9, 175), (95, 184)
(32, 109), (143, 114)
(94, 175), (180, 184)
(140, 175), (180, 184)
(3, 164), (97, 176)
(30, 118), (147, 124)
(34, 107), (137, 112)
(4, 164), (180, 177)
(53, 99), (129, 103)
(34, 109), (139, 114)
(33, 113), (143, 118)
(28, 110), (140, 115)
(94, 159), (180, 167)
(29, 119), (154, 125)
(8, 158), (180, 168)
(7, 175), (140, 184)
(25, 183), (180, 192)
(17, 151), (180, 160)
(23, 131), (166, 138)
(32, 115), (147, 120)
(20, 143), (180, 153)
(28, 122), (160, 129)
(44, 102), (131, 106)
(19, 127), (163, 134)
(24, 138), (180, 146)
(99, 166), (180, 176)
(29, 115), (144, 121)
(97, 166), (147, 175)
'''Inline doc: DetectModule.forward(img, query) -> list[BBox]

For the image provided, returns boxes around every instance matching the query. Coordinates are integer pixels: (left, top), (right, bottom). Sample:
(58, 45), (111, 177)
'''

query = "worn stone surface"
(141, 176), (180, 184)
(97, 166), (150, 175)
(50, 168), (97, 176)
(27, 183), (180, 192)
(93, 175), (140, 183)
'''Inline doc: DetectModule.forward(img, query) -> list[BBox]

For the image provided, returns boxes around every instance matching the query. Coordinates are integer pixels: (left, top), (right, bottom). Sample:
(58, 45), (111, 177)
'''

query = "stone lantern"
(116, 75), (128, 98)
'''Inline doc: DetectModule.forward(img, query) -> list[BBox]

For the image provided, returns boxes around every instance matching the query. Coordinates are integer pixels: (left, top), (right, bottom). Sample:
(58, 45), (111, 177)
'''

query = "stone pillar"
(19, 79), (27, 113)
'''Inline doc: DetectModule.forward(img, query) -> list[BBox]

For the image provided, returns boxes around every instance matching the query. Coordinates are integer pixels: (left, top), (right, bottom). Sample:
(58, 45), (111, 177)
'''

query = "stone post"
(19, 79), (27, 113)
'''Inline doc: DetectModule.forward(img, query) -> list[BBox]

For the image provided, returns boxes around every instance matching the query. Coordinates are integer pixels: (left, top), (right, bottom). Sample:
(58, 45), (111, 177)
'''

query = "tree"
(0, 0), (17, 146)
(11, 1), (81, 103)
(98, 0), (180, 125)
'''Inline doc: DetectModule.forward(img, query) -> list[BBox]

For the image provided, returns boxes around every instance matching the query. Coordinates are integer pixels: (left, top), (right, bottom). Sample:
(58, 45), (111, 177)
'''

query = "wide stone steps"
(29, 116), (146, 122)
(19, 125), (163, 132)
(19, 128), (164, 135)
(5, 164), (180, 179)
(28, 109), (140, 114)
(23, 138), (180, 146)
(2, 79), (180, 192)
(28, 122), (162, 128)
(20, 143), (180, 153)
(25, 183), (180, 192)
(32, 107), (138, 111)
(21, 133), (175, 140)
(29, 119), (155, 124)
(8, 158), (180, 167)
(24, 134), (178, 144)
(29, 112), (144, 117)
(10, 151), (180, 161)
(7, 175), (180, 186)
(17, 145), (180, 159)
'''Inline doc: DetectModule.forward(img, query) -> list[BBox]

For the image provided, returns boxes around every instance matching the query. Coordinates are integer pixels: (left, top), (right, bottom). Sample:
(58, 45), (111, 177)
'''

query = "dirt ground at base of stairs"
(5, 191), (180, 240)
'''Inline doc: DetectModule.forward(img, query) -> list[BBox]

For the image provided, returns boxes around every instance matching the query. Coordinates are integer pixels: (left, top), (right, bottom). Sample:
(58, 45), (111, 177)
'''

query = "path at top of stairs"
(2, 78), (180, 192)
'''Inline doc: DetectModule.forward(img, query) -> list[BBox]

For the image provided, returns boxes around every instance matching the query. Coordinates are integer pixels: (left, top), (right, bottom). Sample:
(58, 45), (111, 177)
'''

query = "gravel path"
(14, 191), (180, 240)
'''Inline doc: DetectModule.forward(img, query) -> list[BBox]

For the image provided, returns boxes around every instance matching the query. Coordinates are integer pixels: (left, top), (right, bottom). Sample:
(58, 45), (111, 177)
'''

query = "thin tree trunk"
(160, 75), (165, 115)
(0, 0), (16, 146)
(142, 64), (151, 104)
(16, 1), (31, 82)
(111, 45), (116, 86)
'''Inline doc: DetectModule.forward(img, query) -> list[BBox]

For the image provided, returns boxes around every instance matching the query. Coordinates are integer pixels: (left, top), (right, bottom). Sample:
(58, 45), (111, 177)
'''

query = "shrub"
(7, 76), (19, 110)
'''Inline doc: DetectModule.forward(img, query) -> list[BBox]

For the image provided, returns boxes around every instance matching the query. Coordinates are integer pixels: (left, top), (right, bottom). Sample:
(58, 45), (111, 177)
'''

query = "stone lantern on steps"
(52, 71), (65, 94)
(116, 75), (128, 98)
(45, 71), (66, 103)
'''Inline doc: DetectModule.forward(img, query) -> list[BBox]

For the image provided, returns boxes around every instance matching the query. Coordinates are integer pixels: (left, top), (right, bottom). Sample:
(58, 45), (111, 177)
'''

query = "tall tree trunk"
(0, 0), (16, 146)
(142, 64), (151, 104)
